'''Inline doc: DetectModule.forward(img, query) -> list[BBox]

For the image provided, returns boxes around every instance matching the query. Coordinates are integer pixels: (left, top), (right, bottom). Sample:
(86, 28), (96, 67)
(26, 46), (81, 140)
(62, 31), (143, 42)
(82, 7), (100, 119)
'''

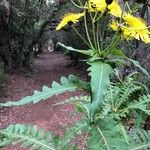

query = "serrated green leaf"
(129, 59), (149, 76)
(0, 75), (88, 107)
(87, 61), (113, 121)
(0, 124), (57, 150)
(128, 94), (150, 115)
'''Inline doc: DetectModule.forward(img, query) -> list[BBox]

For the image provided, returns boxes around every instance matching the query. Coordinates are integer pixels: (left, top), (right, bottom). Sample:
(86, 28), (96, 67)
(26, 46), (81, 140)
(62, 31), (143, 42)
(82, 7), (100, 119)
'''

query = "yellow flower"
(122, 27), (150, 43)
(56, 12), (85, 30)
(110, 20), (119, 31)
(110, 14), (150, 43)
(87, 0), (107, 13)
(87, 0), (122, 17)
(123, 13), (147, 28)
(107, 1), (122, 17)
(122, 14), (150, 43)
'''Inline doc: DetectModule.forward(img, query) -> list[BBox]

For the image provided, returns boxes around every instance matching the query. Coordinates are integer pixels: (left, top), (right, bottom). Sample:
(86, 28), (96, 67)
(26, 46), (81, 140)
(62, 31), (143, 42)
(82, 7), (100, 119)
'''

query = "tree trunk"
(0, 0), (12, 73)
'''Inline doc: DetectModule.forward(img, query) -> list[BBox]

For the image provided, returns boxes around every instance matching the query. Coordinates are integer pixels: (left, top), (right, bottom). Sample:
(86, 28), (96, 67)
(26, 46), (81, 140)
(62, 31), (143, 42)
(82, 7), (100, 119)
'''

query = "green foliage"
(0, 74), (150, 149)
(105, 76), (142, 113)
(99, 76), (150, 120)
(88, 117), (129, 150)
(0, 124), (58, 150)
(54, 76), (150, 149)
(129, 59), (150, 77)
(0, 0), (57, 70)
(127, 94), (150, 115)
(0, 1), (150, 149)
(130, 130), (150, 150)
(0, 75), (89, 107)
(1, 120), (150, 150)
(59, 120), (88, 149)
(0, 121), (88, 150)
(86, 61), (113, 121)
(88, 121), (150, 150)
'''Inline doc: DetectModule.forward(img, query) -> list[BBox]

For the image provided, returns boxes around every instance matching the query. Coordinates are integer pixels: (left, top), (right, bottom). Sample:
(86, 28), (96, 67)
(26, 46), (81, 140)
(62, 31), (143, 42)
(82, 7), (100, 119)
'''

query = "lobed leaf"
(87, 61), (113, 121)
(0, 75), (88, 107)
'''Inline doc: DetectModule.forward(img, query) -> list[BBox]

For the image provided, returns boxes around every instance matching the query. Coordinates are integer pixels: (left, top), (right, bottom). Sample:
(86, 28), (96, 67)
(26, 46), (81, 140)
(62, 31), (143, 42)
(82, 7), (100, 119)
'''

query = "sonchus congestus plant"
(55, 0), (150, 121)
(0, 0), (150, 150)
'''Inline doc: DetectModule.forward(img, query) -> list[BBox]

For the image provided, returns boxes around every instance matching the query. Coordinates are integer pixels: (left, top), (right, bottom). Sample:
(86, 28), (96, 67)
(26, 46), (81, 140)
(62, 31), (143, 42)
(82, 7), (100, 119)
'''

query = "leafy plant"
(0, 0), (150, 149)
(1, 75), (150, 149)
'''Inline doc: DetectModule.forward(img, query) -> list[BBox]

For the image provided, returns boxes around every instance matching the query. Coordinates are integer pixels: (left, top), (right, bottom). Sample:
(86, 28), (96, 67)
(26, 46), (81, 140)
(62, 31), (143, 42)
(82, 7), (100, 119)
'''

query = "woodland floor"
(0, 50), (87, 150)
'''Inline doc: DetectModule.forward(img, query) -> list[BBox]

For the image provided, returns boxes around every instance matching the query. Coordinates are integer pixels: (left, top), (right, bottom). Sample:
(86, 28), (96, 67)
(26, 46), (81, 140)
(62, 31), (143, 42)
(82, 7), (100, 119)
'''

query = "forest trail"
(0, 51), (87, 150)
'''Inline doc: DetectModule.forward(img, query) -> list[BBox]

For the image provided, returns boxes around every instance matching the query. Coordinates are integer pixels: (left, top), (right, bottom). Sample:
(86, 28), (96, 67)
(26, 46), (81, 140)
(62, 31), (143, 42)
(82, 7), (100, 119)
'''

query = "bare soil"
(0, 51), (87, 150)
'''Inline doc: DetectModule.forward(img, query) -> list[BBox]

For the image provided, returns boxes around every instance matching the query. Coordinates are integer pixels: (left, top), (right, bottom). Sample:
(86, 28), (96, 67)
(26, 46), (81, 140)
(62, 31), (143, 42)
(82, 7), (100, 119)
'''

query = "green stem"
(101, 13), (108, 45)
(125, 1), (132, 13)
(90, 13), (97, 50)
(72, 26), (91, 47)
(102, 1), (126, 58)
(102, 33), (120, 59)
(94, 12), (104, 22)
(94, 13), (104, 54)
(84, 10), (94, 49)
(119, 122), (130, 144)
(77, 0), (84, 7)
(92, 12), (98, 22)
(104, 32), (119, 51)
(96, 126), (110, 150)
(71, 0), (84, 9)
(96, 19), (101, 53)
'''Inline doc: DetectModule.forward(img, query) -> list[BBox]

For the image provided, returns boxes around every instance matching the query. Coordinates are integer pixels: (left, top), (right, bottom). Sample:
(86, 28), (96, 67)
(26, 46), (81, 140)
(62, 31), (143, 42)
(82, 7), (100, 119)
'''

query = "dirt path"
(0, 51), (87, 150)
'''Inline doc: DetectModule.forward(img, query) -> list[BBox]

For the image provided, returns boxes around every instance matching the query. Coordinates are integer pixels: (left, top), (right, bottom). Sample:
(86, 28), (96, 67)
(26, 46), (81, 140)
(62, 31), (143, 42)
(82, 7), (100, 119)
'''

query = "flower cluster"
(56, 0), (150, 43)
(111, 12), (150, 43)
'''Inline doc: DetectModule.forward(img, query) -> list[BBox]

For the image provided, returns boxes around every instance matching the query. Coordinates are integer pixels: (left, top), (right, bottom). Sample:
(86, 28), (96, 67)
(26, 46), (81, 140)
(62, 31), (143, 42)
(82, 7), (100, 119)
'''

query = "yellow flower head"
(122, 27), (150, 43)
(56, 12), (85, 30)
(123, 14), (150, 43)
(87, 0), (122, 17)
(107, 0), (122, 17)
(87, 0), (107, 13)
(123, 13), (147, 28)
(110, 14), (150, 43)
